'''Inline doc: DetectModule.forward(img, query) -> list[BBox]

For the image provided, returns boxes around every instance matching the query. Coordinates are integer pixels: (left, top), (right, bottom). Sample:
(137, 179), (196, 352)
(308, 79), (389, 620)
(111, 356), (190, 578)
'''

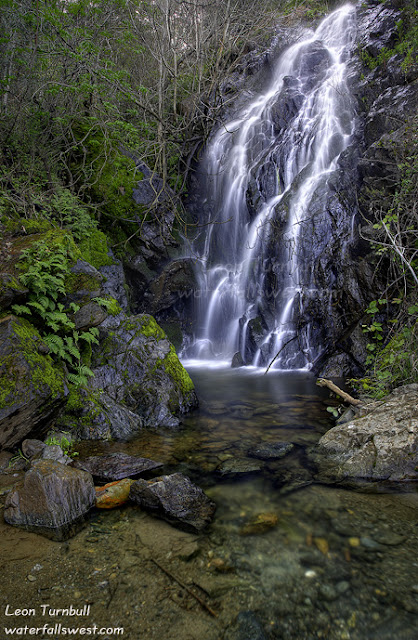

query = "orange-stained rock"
(95, 478), (134, 509)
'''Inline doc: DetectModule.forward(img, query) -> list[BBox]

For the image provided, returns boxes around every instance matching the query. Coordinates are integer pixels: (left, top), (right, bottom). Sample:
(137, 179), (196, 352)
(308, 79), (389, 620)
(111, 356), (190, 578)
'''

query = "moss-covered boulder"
(0, 316), (67, 450)
(90, 313), (197, 428)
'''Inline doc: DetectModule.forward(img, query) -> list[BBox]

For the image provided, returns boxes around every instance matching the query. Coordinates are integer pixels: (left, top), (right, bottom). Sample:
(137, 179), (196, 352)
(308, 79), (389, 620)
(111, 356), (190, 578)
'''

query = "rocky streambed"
(1, 367), (417, 640)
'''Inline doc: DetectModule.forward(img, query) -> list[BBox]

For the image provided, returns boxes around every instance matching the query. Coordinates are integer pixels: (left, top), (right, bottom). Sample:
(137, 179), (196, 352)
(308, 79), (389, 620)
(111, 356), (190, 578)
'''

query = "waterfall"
(184, 4), (357, 369)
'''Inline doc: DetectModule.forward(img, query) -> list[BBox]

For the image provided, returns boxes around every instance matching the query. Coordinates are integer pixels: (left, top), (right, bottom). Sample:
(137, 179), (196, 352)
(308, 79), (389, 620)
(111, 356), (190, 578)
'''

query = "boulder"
(314, 385), (418, 486)
(72, 301), (107, 330)
(0, 316), (67, 451)
(90, 313), (198, 428)
(248, 441), (294, 460)
(129, 472), (216, 533)
(4, 460), (95, 540)
(73, 452), (163, 481)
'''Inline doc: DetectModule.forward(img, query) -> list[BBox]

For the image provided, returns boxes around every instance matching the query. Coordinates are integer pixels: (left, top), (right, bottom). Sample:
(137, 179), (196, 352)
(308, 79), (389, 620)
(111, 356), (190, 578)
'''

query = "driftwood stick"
(264, 336), (298, 374)
(316, 378), (361, 406)
(151, 558), (218, 617)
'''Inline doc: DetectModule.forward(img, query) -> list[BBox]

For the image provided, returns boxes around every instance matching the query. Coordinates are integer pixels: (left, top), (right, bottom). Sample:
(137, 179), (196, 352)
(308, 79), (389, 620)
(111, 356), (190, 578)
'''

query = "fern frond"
(28, 301), (48, 314)
(11, 304), (31, 315)
(79, 330), (99, 345)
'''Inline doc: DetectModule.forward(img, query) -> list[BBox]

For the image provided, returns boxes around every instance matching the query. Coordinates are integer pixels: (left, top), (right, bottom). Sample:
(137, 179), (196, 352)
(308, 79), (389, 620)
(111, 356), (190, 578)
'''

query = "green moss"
(66, 272), (101, 295)
(0, 318), (64, 409)
(93, 295), (121, 317)
(107, 297), (122, 317)
(163, 344), (195, 396)
(138, 315), (166, 340)
(79, 228), (114, 269)
(66, 387), (85, 412)
(12, 319), (64, 396)
(2, 217), (54, 235)
(122, 314), (166, 340)
(0, 372), (15, 409)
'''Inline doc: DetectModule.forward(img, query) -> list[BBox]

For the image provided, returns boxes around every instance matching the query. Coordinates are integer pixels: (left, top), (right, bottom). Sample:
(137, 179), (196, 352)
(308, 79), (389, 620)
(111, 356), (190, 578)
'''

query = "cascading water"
(184, 4), (357, 369)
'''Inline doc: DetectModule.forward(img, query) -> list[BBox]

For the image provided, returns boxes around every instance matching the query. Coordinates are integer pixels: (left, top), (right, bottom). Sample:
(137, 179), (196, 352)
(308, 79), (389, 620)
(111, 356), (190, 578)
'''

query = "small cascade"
(184, 4), (357, 369)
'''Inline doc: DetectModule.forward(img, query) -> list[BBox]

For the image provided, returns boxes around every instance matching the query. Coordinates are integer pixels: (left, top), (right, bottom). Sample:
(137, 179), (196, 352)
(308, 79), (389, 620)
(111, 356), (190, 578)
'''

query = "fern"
(79, 329), (100, 345)
(67, 364), (95, 387)
(11, 304), (31, 315)
(27, 300), (49, 314)
(13, 237), (99, 389)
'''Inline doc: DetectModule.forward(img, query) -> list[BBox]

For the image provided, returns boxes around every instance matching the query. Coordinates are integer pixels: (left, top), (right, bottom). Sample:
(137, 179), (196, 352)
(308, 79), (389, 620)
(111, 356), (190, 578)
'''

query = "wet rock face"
(4, 460), (96, 540)
(314, 385), (418, 486)
(0, 316), (67, 451)
(130, 472), (216, 533)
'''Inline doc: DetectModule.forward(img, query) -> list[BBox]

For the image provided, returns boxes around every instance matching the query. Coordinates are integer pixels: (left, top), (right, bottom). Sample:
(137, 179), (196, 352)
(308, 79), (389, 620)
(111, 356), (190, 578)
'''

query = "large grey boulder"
(0, 316), (67, 450)
(4, 460), (95, 540)
(130, 473), (216, 533)
(314, 385), (418, 487)
(90, 313), (197, 428)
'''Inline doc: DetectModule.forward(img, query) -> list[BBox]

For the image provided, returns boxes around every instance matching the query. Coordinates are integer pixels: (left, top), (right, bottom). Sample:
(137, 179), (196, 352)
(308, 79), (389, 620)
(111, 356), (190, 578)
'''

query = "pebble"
(304, 570), (317, 579)
(314, 537), (329, 555)
(319, 584), (338, 601)
(411, 585), (418, 594)
(27, 575), (36, 582)
(336, 581), (350, 595)
(348, 537), (360, 547)
(360, 537), (383, 551)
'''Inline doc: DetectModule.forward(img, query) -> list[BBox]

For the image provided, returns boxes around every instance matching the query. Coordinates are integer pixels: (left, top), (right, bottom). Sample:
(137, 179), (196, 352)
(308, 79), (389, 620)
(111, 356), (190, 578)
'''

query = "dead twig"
(150, 558), (218, 618)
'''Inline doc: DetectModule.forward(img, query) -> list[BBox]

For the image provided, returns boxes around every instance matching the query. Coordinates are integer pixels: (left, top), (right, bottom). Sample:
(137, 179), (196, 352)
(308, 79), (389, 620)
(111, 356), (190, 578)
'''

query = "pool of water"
(0, 367), (417, 640)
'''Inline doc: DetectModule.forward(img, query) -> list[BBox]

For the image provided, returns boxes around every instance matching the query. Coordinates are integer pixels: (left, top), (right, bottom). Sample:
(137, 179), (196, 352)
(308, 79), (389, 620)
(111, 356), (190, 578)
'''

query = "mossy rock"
(0, 316), (67, 450)
(90, 313), (197, 430)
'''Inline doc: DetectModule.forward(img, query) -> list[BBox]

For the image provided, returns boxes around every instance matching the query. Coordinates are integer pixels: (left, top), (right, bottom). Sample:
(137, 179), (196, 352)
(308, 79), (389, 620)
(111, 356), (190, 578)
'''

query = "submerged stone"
(217, 458), (263, 477)
(239, 512), (279, 536)
(4, 460), (95, 540)
(248, 441), (294, 460)
(129, 472), (216, 533)
(73, 452), (163, 481)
